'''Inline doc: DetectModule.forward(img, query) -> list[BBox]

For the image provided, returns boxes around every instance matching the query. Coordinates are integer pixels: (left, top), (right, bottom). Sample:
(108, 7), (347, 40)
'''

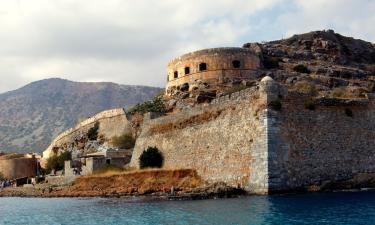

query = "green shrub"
(269, 99), (282, 111)
(331, 88), (352, 99)
(46, 151), (72, 173)
(0, 172), (4, 180)
(223, 84), (248, 96)
(345, 108), (353, 117)
(293, 81), (317, 96)
(304, 99), (316, 110)
(139, 147), (164, 169)
(127, 95), (166, 116)
(293, 64), (310, 74)
(93, 164), (125, 175)
(263, 56), (280, 69)
(112, 134), (135, 149)
(87, 122), (100, 141)
(367, 83), (375, 93)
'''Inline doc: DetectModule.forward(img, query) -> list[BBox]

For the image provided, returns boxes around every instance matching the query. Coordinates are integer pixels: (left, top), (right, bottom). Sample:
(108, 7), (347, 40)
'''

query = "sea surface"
(1, 191), (375, 224)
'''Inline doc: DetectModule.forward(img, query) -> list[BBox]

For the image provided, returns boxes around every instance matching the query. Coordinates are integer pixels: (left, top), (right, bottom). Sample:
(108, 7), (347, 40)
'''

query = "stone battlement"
(51, 108), (126, 144)
(166, 47), (260, 95)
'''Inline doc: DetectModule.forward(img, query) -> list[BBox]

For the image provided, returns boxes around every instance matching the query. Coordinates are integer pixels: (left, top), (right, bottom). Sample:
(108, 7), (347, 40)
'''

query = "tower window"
(199, 63), (207, 71)
(232, 60), (241, 68)
(185, 67), (190, 75)
(174, 71), (178, 78)
(167, 75), (169, 81)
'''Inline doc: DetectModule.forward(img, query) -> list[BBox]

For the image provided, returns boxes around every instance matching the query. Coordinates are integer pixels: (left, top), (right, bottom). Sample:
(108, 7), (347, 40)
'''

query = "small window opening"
(199, 63), (207, 71)
(185, 67), (190, 75)
(106, 159), (111, 165)
(174, 71), (178, 78)
(232, 60), (241, 68)
(167, 75), (169, 81)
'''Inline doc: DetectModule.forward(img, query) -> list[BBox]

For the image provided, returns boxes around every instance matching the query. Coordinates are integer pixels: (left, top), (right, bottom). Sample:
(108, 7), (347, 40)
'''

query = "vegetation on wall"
(0, 172), (4, 180)
(46, 151), (72, 173)
(87, 122), (100, 141)
(345, 108), (353, 117)
(269, 99), (282, 111)
(292, 81), (317, 96)
(263, 56), (280, 69)
(293, 64), (310, 74)
(304, 98), (316, 110)
(139, 147), (164, 169)
(127, 95), (166, 116)
(112, 133), (136, 149)
(223, 84), (248, 96)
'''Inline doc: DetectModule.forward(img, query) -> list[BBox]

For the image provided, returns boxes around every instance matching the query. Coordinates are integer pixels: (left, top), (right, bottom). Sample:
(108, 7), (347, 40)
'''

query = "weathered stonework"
(0, 156), (37, 180)
(166, 47), (260, 95)
(42, 108), (132, 159)
(131, 76), (375, 194)
(131, 86), (269, 193)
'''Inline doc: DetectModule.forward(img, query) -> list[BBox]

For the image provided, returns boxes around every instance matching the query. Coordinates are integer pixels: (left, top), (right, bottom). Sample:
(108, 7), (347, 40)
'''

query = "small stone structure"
(0, 155), (37, 180)
(65, 149), (132, 176)
(166, 47), (260, 95)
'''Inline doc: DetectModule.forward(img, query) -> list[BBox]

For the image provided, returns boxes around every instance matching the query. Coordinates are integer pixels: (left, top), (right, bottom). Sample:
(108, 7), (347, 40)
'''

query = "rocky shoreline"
(0, 182), (247, 200)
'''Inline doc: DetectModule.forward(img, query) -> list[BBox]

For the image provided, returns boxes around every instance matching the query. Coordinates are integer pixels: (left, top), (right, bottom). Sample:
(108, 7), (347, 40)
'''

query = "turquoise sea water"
(1, 191), (375, 224)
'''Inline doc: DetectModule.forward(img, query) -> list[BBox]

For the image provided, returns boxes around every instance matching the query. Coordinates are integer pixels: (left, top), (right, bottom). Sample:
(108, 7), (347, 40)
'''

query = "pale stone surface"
(42, 108), (132, 160)
(166, 47), (260, 95)
(130, 87), (269, 192)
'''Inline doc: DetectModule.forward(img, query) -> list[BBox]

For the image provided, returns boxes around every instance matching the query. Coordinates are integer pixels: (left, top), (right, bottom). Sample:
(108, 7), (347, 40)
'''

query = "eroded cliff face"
(42, 108), (133, 161)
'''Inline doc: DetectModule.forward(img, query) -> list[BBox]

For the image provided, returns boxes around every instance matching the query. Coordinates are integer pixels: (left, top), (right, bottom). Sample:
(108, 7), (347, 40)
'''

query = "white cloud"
(279, 0), (375, 40)
(0, 0), (373, 93)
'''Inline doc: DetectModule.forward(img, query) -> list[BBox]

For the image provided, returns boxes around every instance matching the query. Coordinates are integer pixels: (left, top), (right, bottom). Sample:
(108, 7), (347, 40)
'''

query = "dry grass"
(149, 109), (223, 134)
(49, 169), (203, 197)
(291, 80), (317, 96)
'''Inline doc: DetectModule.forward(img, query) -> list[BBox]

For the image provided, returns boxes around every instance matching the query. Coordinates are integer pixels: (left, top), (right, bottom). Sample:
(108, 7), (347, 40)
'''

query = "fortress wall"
(130, 87), (268, 191)
(268, 93), (375, 192)
(166, 48), (260, 93)
(0, 157), (37, 180)
(43, 108), (132, 158)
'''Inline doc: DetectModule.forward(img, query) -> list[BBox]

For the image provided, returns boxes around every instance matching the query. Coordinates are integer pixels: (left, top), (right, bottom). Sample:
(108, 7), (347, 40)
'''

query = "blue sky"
(0, 0), (374, 92)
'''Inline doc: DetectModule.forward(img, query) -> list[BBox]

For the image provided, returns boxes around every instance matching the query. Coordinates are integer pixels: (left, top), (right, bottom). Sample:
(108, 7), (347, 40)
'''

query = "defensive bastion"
(166, 47), (260, 95)
(131, 75), (375, 194)
(42, 108), (132, 160)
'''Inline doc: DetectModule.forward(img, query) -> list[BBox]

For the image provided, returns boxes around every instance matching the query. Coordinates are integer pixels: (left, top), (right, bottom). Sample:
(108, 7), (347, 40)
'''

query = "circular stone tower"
(166, 47), (260, 95)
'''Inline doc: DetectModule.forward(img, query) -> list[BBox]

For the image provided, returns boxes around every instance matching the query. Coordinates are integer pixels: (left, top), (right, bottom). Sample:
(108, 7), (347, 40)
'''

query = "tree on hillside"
(87, 122), (100, 141)
(112, 133), (135, 149)
(46, 151), (72, 174)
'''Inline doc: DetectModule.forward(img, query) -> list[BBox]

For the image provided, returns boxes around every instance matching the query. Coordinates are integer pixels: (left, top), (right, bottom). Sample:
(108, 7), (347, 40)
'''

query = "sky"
(0, 0), (374, 93)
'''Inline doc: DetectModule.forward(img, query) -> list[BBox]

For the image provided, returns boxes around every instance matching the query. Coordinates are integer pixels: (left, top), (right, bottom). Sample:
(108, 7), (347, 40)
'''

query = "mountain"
(0, 78), (163, 153)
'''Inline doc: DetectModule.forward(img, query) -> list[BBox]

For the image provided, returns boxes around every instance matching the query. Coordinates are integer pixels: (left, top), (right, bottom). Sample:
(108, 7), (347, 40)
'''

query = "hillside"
(243, 29), (375, 96)
(0, 78), (162, 153)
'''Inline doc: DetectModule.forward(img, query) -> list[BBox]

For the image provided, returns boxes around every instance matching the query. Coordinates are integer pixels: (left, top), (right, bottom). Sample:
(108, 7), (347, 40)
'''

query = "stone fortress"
(166, 47), (260, 95)
(43, 30), (375, 195)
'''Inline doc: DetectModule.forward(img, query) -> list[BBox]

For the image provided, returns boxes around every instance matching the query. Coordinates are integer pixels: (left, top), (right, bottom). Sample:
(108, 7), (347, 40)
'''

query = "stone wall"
(166, 48), (260, 95)
(267, 92), (375, 192)
(131, 76), (375, 194)
(0, 157), (37, 180)
(130, 87), (269, 192)
(42, 108), (132, 159)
